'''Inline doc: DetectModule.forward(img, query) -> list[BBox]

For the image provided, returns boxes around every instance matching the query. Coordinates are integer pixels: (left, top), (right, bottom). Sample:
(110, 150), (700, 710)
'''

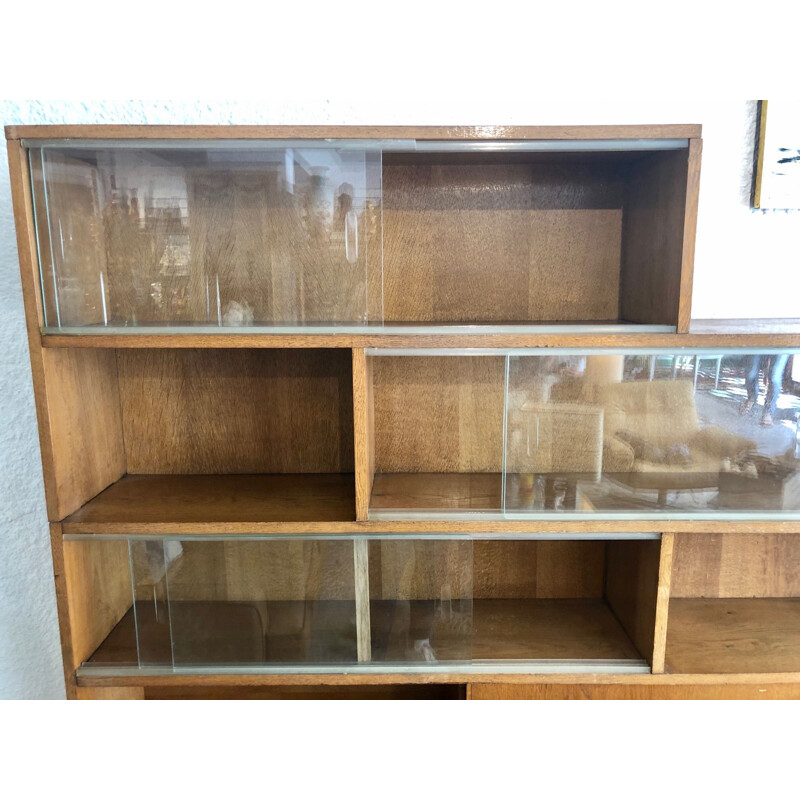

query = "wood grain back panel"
(118, 348), (353, 473)
(473, 540), (605, 600)
(671, 533), (800, 598)
(383, 158), (625, 322)
(368, 539), (473, 601)
(372, 356), (505, 473)
(159, 540), (356, 602)
(620, 149), (689, 326)
(367, 540), (605, 601)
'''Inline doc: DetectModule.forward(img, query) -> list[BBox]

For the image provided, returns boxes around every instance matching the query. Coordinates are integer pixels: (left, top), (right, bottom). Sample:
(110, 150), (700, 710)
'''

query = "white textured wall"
(0, 99), (796, 699)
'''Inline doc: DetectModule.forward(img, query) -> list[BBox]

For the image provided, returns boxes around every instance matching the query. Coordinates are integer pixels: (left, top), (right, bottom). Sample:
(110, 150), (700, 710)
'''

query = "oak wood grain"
(62, 473), (356, 525)
(473, 540), (605, 599)
(63, 538), (132, 667)
(352, 349), (375, 520)
(6, 124), (703, 141)
(472, 598), (641, 660)
(117, 348), (353, 474)
(677, 139), (702, 332)
(76, 670), (800, 689)
(49, 524), (77, 699)
(43, 348), (127, 519)
(604, 539), (662, 666)
(9, 141), (126, 521)
(671, 533), (800, 598)
(469, 682), (800, 700)
(76, 686), (145, 700)
(666, 598), (800, 674)
(620, 149), (688, 326)
(383, 159), (624, 323)
(652, 533), (675, 674)
(372, 356), (505, 473)
(41, 331), (800, 349)
(60, 518), (800, 536)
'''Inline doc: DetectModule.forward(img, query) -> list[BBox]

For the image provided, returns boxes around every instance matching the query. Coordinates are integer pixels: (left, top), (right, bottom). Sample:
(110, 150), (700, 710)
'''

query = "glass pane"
(368, 538), (472, 663)
(165, 539), (357, 667)
(505, 351), (800, 516)
(129, 539), (173, 667)
(30, 143), (382, 329)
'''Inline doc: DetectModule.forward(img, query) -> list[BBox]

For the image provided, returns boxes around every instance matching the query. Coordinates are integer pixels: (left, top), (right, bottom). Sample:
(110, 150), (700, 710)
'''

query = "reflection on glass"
(30, 144), (382, 328)
(368, 539), (473, 664)
(505, 352), (800, 515)
(129, 539), (173, 666)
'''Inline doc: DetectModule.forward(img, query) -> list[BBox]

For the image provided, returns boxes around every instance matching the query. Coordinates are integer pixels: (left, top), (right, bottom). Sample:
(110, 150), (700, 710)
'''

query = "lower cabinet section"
(66, 534), (662, 675)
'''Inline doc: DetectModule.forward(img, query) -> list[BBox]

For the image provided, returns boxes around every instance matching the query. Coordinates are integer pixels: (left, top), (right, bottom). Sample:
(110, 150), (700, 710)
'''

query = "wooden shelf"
(88, 600), (358, 666)
(666, 598), (800, 674)
(87, 597), (643, 669)
(40, 330), (800, 349)
(62, 474), (356, 532)
(370, 473), (503, 513)
(472, 599), (642, 661)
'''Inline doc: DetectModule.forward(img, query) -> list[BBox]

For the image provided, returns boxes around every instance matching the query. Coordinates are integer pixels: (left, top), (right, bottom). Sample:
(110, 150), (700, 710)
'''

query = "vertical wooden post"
(352, 348), (375, 521)
(677, 138), (702, 333)
(353, 538), (372, 662)
(651, 532), (675, 673)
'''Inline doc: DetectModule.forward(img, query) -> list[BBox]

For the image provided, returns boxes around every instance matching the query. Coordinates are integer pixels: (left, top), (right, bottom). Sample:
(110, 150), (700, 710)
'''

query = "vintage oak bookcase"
(8, 123), (800, 700)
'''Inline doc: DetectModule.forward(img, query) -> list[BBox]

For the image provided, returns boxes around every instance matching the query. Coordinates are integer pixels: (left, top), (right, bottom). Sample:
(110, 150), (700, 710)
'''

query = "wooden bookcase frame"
(8, 124), (800, 700)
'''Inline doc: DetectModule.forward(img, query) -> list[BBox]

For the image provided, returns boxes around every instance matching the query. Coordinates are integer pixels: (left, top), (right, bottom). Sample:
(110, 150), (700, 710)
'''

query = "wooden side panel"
(473, 540), (605, 600)
(671, 533), (800, 598)
(383, 159), (624, 323)
(48, 524), (77, 699)
(8, 141), (126, 521)
(352, 349), (375, 520)
(118, 348), (354, 474)
(469, 682), (800, 700)
(42, 348), (126, 519)
(620, 149), (689, 326)
(63, 539), (132, 667)
(677, 139), (702, 332)
(652, 533), (675, 674)
(604, 539), (662, 665)
(372, 356), (505, 473)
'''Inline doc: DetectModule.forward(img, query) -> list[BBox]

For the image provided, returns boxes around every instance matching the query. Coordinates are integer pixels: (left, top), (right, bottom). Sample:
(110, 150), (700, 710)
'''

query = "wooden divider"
(352, 349), (375, 520)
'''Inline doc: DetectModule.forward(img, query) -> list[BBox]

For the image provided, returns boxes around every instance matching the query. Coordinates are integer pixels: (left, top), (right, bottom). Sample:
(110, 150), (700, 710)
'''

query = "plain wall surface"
(0, 99), (796, 699)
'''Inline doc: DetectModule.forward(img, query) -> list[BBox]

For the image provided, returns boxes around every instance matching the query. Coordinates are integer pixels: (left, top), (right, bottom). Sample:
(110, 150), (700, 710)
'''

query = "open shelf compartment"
(365, 348), (800, 520)
(48, 347), (356, 528)
(666, 532), (800, 674)
(29, 136), (695, 333)
(70, 534), (660, 675)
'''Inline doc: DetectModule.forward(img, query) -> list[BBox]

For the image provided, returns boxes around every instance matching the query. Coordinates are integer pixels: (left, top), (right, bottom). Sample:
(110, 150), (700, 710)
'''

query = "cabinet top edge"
(4, 123), (703, 141)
